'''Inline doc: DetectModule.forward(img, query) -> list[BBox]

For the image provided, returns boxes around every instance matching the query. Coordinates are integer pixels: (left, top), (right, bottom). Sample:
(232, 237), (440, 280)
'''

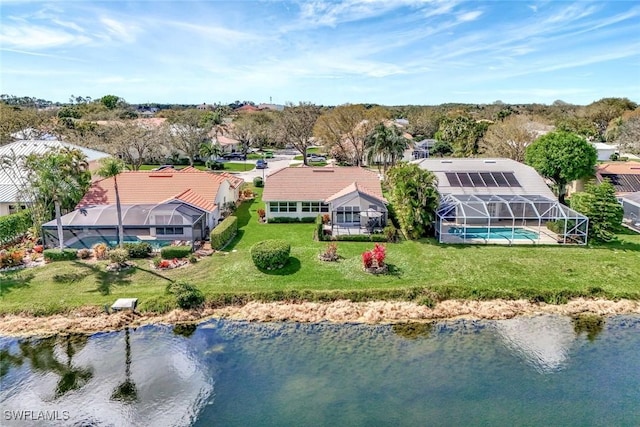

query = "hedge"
(334, 234), (388, 242)
(268, 216), (316, 223)
(210, 216), (238, 250)
(315, 215), (325, 241)
(160, 246), (192, 259)
(43, 248), (78, 262)
(253, 176), (264, 187)
(123, 242), (152, 258)
(251, 239), (291, 270)
(0, 210), (32, 244)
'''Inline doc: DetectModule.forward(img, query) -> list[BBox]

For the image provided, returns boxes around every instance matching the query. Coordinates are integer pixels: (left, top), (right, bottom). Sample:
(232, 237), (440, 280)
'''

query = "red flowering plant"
(362, 250), (373, 269)
(362, 243), (387, 272)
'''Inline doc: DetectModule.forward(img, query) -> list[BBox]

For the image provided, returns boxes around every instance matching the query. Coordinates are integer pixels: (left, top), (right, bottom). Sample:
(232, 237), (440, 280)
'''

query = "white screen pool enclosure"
(435, 194), (588, 245)
(42, 202), (206, 248)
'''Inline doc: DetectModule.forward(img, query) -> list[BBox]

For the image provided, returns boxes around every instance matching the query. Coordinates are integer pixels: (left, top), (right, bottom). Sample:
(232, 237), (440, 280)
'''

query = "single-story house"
(595, 161), (640, 196)
(42, 167), (243, 248)
(0, 140), (111, 216)
(413, 158), (589, 245)
(592, 142), (618, 161)
(262, 167), (387, 232)
(621, 192), (640, 232)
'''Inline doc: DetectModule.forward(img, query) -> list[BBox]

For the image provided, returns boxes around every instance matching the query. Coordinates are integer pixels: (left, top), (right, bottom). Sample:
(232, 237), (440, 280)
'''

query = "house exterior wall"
(265, 201), (329, 221)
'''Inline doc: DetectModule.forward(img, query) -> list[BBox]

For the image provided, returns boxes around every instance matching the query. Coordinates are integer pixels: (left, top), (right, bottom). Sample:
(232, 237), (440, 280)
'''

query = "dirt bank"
(1, 298), (639, 338)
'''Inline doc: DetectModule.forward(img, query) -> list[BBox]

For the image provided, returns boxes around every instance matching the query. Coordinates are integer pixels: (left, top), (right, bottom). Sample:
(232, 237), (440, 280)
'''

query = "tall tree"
(570, 181), (623, 242)
(314, 104), (389, 166)
(385, 163), (439, 239)
(480, 115), (538, 162)
(97, 158), (126, 248)
(229, 116), (256, 155)
(613, 113), (640, 155)
(105, 122), (163, 170)
(436, 115), (489, 157)
(199, 141), (223, 168)
(525, 131), (597, 204)
(364, 122), (409, 173)
(164, 110), (213, 166)
(584, 97), (637, 141)
(100, 95), (122, 110)
(0, 104), (54, 144)
(25, 148), (91, 249)
(276, 102), (321, 165)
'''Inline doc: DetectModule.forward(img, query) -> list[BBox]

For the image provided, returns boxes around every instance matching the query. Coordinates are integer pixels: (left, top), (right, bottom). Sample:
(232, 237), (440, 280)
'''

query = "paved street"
(233, 153), (302, 182)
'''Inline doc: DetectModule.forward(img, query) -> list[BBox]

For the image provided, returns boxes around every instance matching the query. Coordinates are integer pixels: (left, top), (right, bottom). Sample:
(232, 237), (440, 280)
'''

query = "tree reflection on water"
(111, 327), (138, 403)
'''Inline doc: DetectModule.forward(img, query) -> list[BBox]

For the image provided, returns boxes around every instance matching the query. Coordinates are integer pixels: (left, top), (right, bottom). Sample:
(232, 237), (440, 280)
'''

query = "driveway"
(234, 153), (302, 182)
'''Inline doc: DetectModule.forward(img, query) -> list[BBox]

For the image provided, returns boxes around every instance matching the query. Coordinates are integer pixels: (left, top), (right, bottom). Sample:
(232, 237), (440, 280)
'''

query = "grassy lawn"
(2, 188), (639, 315)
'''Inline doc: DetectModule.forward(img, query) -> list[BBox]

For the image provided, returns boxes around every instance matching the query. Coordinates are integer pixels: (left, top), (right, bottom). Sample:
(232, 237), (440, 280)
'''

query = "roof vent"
(312, 169), (334, 172)
(149, 174), (173, 177)
(631, 167), (640, 170)
(441, 160), (452, 163)
(484, 160), (496, 163)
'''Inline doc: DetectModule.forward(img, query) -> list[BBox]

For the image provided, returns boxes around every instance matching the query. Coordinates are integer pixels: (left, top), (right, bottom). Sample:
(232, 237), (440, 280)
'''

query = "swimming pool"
(448, 226), (539, 240)
(66, 236), (174, 249)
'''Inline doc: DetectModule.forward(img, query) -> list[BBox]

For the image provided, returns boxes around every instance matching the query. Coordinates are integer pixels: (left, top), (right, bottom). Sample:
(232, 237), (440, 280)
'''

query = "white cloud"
(457, 10), (483, 22)
(0, 24), (91, 49)
(99, 17), (140, 43)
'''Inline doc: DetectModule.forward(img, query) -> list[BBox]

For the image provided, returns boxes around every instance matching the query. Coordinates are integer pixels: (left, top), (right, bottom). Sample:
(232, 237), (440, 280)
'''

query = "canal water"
(1, 315), (639, 426)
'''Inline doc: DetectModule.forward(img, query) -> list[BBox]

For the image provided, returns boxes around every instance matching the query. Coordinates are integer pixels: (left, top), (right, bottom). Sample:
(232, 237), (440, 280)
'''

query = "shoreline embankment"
(1, 298), (639, 338)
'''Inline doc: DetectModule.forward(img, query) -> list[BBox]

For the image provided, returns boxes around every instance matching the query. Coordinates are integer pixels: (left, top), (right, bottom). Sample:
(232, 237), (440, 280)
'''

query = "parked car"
(256, 159), (268, 169)
(152, 165), (175, 171)
(307, 155), (327, 162)
(223, 152), (247, 161)
(263, 151), (274, 159)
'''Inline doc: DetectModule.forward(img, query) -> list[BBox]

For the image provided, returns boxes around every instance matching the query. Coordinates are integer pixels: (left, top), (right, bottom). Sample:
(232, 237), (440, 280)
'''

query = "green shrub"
(335, 234), (388, 242)
(160, 246), (192, 259)
(384, 224), (399, 242)
(253, 176), (264, 187)
(43, 248), (78, 262)
(315, 215), (325, 241)
(167, 281), (205, 309)
(123, 242), (152, 258)
(251, 239), (291, 270)
(139, 295), (176, 313)
(108, 248), (130, 264)
(0, 210), (32, 244)
(210, 216), (238, 250)
(268, 216), (315, 223)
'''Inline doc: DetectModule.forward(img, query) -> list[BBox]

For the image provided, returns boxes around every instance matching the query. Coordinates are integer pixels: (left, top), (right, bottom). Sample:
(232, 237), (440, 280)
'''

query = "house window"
(156, 227), (184, 235)
(8, 205), (27, 215)
(301, 202), (330, 213)
(336, 206), (360, 223)
(270, 202), (297, 213)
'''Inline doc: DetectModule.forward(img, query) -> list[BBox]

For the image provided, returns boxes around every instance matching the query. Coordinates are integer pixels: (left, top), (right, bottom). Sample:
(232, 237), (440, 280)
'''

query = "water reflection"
(0, 327), (214, 427)
(572, 314), (605, 342)
(494, 314), (577, 373)
(110, 328), (137, 403)
(1, 316), (639, 427)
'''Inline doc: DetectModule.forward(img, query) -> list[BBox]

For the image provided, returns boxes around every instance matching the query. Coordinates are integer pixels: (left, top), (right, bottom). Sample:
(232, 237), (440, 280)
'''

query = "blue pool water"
(67, 236), (173, 249)
(449, 226), (539, 240)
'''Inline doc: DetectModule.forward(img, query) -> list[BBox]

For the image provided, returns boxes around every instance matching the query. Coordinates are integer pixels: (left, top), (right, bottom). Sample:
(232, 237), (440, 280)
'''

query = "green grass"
(2, 187), (639, 315)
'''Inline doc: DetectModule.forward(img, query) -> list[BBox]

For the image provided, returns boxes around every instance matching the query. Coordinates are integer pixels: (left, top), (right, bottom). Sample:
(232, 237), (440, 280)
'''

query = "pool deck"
(439, 225), (560, 245)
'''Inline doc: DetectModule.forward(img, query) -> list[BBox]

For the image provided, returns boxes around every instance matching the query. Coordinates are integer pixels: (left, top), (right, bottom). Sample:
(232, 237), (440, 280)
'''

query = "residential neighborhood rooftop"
(77, 167), (238, 212)
(412, 157), (556, 199)
(262, 167), (384, 202)
(596, 161), (640, 194)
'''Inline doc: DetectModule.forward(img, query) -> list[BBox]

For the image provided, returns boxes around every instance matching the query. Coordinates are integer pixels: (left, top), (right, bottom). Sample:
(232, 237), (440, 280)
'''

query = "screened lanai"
(435, 194), (589, 245)
(42, 202), (206, 249)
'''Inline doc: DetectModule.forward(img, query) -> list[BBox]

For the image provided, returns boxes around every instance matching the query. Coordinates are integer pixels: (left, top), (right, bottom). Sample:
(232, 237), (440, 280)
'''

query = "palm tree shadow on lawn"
(257, 257), (301, 276)
(0, 271), (35, 296)
(70, 260), (138, 296)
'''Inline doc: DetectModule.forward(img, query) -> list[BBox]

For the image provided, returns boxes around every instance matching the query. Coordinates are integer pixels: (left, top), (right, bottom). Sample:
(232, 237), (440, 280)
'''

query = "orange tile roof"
(263, 167), (385, 202)
(218, 172), (244, 188)
(78, 168), (230, 212)
(596, 162), (640, 175)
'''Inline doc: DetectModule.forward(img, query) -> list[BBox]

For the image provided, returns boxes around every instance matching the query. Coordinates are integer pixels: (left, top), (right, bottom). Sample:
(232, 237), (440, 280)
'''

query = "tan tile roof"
(325, 182), (386, 203)
(78, 168), (229, 212)
(596, 162), (640, 175)
(263, 167), (384, 202)
(218, 172), (244, 188)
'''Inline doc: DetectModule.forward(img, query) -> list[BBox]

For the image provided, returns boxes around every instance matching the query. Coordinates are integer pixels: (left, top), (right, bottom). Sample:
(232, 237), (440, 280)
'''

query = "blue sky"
(1, 0), (639, 106)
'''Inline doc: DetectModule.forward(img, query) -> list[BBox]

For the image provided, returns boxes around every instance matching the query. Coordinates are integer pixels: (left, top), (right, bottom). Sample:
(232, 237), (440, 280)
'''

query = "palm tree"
(364, 123), (409, 173)
(25, 148), (90, 249)
(199, 141), (223, 169)
(97, 158), (126, 247)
